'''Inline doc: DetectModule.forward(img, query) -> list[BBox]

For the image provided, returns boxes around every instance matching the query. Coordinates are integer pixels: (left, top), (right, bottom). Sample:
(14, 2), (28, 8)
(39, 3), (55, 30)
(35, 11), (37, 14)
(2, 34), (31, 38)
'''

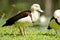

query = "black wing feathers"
(2, 10), (31, 27)
(47, 16), (55, 29)
(55, 19), (60, 25)
(48, 16), (60, 29)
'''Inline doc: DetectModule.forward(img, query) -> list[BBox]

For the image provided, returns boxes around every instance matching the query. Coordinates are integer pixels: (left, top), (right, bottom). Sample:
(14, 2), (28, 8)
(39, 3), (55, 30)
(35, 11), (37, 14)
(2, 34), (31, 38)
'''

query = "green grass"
(0, 26), (60, 40)
(0, 18), (60, 40)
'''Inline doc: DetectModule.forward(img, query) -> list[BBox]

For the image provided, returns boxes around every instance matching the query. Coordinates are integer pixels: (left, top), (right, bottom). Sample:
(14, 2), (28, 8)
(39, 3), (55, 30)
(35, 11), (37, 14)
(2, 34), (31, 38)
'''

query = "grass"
(0, 26), (60, 40)
(0, 18), (60, 40)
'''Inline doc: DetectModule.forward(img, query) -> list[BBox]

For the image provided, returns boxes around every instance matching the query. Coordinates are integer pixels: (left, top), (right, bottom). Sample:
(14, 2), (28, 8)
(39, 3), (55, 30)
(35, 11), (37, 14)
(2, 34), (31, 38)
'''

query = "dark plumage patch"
(47, 26), (52, 29)
(2, 10), (32, 27)
(47, 16), (54, 29)
(47, 16), (60, 30)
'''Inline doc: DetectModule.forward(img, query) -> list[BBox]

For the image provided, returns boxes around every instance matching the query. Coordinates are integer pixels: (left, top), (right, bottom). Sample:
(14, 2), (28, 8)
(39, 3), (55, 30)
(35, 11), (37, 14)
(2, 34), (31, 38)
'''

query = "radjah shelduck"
(48, 10), (60, 33)
(2, 4), (44, 36)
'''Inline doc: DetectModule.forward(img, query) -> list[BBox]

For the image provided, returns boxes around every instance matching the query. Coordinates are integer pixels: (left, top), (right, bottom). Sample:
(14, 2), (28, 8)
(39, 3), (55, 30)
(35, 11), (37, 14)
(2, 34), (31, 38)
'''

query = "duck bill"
(38, 9), (44, 12)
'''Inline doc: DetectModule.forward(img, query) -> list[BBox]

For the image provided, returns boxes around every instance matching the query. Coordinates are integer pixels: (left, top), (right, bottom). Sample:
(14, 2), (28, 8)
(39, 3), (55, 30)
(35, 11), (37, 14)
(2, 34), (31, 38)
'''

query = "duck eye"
(35, 6), (38, 7)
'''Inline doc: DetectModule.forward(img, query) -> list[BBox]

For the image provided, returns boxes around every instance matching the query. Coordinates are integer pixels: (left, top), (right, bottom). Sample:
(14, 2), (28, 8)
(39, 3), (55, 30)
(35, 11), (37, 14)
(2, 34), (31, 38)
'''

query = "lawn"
(0, 19), (60, 40)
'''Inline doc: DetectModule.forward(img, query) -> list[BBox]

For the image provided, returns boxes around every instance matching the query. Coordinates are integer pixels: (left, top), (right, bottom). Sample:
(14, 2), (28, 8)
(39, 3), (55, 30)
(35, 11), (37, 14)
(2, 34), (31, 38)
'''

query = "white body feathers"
(31, 11), (40, 22)
(18, 16), (32, 22)
(18, 11), (40, 22)
(54, 10), (60, 23)
(17, 4), (43, 23)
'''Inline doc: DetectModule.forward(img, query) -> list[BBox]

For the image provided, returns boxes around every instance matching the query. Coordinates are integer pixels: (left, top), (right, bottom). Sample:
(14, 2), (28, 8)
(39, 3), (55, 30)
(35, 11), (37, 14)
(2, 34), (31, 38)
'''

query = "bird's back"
(2, 10), (31, 26)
